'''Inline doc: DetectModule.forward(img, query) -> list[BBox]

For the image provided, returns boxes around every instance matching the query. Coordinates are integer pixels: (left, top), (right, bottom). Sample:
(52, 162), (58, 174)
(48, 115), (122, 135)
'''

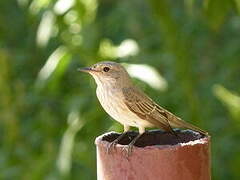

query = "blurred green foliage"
(0, 0), (240, 179)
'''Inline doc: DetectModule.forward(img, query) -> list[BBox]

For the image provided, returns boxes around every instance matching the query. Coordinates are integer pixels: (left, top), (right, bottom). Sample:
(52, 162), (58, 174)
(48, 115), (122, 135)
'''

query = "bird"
(78, 61), (208, 155)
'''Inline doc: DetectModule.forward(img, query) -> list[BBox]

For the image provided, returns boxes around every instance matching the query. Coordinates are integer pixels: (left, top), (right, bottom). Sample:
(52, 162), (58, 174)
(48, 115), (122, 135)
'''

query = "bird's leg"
(107, 125), (130, 154)
(123, 126), (145, 157)
(107, 132), (128, 154)
(167, 122), (182, 142)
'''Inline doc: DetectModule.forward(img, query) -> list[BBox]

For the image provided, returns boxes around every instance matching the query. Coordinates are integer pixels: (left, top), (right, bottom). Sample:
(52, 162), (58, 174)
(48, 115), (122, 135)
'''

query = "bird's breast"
(96, 85), (140, 127)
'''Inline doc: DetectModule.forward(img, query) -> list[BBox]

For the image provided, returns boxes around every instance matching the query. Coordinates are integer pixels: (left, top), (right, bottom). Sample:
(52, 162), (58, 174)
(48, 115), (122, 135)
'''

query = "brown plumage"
(122, 87), (207, 135)
(78, 61), (208, 155)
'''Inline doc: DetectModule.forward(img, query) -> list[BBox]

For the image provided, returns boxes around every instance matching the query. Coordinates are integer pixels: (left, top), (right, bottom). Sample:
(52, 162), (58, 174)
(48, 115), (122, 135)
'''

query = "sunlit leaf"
(124, 63), (168, 91)
(98, 39), (139, 59)
(36, 10), (55, 47)
(35, 46), (71, 90)
(213, 84), (240, 121)
(54, 0), (75, 15)
(57, 110), (84, 177)
(98, 39), (117, 59)
(117, 39), (139, 58)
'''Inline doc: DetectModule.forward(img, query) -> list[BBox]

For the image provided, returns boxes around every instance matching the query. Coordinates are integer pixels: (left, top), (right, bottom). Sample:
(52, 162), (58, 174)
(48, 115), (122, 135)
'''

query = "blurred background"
(0, 0), (240, 179)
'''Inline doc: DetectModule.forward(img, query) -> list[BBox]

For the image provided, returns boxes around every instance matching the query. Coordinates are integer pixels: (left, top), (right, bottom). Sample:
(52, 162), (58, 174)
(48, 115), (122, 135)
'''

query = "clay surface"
(96, 130), (211, 180)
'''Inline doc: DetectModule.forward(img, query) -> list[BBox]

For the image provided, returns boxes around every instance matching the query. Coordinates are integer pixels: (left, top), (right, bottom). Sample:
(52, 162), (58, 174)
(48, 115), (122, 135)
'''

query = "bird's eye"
(103, 67), (110, 72)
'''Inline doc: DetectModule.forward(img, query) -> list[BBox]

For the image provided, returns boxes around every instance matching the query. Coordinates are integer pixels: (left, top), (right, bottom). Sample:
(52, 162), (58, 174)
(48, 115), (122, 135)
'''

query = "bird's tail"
(170, 118), (208, 136)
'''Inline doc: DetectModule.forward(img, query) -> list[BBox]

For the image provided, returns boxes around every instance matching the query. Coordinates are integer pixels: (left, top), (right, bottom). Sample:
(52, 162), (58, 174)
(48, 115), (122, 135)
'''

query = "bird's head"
(78, 61), (132, 87)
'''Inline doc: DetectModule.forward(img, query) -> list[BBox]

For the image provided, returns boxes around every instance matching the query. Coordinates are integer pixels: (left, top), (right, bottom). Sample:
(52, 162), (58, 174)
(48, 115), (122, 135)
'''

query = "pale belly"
(96, 87), (153, 128)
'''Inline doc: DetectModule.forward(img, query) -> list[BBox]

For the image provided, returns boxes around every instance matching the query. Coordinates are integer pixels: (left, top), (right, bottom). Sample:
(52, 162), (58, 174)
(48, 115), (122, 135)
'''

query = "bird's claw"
(107, 141), (117, 154)
(122, 144), (133, 157)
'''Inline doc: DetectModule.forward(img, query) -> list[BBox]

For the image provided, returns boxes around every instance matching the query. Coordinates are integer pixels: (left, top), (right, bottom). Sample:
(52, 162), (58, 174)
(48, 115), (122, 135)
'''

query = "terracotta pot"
(95, 130), (211, 180)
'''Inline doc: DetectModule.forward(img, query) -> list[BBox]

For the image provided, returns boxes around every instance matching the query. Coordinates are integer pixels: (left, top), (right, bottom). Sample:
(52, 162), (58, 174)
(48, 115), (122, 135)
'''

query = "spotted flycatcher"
(78, 61), (207, 154)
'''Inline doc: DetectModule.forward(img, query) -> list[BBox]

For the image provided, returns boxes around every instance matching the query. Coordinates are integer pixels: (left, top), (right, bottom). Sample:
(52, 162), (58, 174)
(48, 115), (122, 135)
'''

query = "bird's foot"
(122, 144), (134, 157)
(107, 132), (129, 154)
(107, 141), (117, 154)
(121, 133), (143, 157)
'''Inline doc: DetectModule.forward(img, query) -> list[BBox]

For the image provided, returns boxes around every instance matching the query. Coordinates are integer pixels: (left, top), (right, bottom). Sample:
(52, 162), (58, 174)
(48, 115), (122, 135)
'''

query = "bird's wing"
(122, 87), (208, 135)
(122, 87), (175, 132)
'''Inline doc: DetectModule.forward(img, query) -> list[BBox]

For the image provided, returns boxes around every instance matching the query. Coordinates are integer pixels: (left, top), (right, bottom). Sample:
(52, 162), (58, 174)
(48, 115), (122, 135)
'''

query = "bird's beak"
(77, 67), (93, 73)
